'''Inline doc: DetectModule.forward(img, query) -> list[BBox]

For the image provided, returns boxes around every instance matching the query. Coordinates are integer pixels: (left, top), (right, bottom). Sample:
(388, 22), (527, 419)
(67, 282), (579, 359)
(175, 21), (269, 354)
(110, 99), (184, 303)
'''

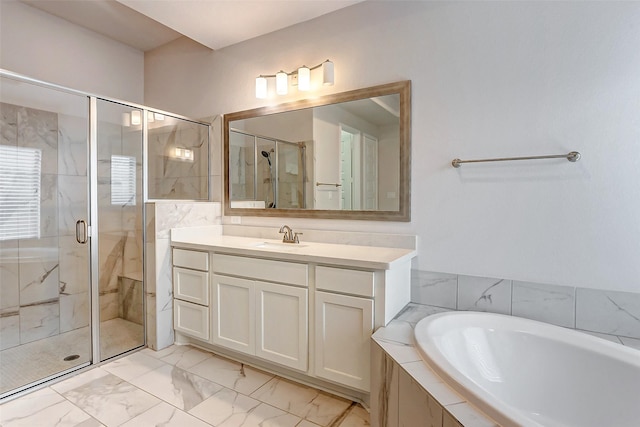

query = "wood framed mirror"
(224, 80), (411, 221)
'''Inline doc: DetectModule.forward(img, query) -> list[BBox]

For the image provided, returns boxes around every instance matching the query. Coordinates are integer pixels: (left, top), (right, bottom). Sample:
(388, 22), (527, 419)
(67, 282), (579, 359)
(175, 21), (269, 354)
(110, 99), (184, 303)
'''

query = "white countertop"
(170, 233), (416, 270)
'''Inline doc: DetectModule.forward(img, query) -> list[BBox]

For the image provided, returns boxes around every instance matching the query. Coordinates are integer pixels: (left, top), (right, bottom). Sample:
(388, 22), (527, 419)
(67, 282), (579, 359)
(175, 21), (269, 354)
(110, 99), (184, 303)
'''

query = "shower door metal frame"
(0, 69), (209, 399)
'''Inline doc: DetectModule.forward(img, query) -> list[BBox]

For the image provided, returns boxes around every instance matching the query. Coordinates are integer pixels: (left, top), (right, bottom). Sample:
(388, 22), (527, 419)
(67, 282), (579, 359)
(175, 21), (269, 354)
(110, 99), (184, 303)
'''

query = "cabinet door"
(211, 274), (255, 355)
(174, 299), (209, 341)
(315, 291), (373, 391)
(255, 281), (308, 371)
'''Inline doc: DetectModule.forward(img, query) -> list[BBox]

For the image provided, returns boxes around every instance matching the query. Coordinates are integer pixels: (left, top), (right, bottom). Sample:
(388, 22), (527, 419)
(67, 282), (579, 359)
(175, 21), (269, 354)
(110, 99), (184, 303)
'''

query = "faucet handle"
(293, 232), (303, 243)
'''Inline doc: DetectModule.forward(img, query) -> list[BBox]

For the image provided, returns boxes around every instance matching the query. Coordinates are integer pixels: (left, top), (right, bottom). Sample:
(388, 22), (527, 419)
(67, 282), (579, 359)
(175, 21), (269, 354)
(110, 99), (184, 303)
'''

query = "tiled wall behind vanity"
(411, 271), (640, 340)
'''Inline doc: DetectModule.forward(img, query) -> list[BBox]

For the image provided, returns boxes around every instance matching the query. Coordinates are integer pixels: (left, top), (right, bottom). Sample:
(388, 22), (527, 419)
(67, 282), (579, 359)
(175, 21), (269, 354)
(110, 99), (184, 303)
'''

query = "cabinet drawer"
(173, 249), (209, 271)
(174, 299), (209, 341)
(212, 253), (307, 287)
(173, 267), (209, 305)
(316, 266), (374, 297)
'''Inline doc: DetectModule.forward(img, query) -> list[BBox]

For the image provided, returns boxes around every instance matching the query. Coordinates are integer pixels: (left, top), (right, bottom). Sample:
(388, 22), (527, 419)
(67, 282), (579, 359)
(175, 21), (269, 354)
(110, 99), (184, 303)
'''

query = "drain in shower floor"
(63, 355), (80, 361)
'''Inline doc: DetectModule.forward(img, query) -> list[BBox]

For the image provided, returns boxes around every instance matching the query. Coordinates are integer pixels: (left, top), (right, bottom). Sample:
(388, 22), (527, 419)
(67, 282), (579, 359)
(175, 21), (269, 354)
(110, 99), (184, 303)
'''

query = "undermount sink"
(253, 241), (308, 249)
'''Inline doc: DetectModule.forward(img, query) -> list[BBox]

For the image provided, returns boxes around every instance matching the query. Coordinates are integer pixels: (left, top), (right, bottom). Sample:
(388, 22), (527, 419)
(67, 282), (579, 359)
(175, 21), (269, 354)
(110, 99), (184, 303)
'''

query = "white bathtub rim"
(414, 311), (640, 427)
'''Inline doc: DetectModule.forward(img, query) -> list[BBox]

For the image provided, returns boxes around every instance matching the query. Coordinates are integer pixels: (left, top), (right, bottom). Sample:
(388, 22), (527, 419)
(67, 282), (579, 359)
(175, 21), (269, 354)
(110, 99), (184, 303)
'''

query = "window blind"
(0, 145), (42, 241)
(111, 155), (136, 206)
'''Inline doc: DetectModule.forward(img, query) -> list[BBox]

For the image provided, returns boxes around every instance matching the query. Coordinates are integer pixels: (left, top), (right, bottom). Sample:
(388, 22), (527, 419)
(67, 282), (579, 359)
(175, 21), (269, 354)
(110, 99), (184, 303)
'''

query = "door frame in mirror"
(223, 80), (411, 221)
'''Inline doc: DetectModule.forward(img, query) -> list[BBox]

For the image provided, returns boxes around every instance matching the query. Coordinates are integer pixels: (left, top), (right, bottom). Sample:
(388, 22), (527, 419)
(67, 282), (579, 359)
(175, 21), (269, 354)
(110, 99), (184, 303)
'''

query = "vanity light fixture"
(123, 111), (165, 127)
(276, 70), (288, 95)
(256, 76), (267, 99)
(255, 60), (334, 98)
(298, 65), (310, 91)
(172, 147), (194, 162)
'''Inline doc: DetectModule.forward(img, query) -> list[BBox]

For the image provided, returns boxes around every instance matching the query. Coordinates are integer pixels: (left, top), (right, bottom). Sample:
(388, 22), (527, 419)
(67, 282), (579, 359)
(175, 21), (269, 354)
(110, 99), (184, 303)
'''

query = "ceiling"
(21, 0), (363, 52)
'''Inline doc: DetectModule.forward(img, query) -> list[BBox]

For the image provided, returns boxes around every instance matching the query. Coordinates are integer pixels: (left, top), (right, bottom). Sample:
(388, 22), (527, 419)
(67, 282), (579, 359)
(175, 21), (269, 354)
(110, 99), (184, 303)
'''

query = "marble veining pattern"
(456, 275), (512, 315)
(411, 270), (458, 309)
(1, 345), (368, 427)
(575, 288), (640, 339)
(129, 364), (222, 411)
(61, 371), (160, 426)
(250, 377), (351, 426)
(511, 281), (576, 328)
(412, 270), (640, 342)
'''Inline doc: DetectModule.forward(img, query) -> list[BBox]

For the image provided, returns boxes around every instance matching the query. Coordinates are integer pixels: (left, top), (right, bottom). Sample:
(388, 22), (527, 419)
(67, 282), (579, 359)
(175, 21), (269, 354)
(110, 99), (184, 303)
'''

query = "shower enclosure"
(0, 70), (208, 399)
(229, 129), (307, 209)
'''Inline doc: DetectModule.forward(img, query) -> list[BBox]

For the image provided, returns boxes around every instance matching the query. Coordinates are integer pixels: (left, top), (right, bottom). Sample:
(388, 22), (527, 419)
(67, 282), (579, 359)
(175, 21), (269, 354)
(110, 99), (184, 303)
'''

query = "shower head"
(261, 150), (272, 166)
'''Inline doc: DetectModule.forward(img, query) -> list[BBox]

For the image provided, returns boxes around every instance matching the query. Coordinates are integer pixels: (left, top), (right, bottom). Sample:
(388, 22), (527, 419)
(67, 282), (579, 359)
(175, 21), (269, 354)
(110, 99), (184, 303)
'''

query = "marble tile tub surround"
(412, 270), (640, 340)
(0, 344), (369, 427)
(371, 303), (640, 427)
(371, 306), (497, 427)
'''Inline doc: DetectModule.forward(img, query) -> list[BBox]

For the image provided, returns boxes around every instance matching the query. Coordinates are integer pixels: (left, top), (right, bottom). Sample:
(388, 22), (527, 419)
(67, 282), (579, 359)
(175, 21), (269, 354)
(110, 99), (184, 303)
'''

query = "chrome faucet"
(279, 225), (302, 243)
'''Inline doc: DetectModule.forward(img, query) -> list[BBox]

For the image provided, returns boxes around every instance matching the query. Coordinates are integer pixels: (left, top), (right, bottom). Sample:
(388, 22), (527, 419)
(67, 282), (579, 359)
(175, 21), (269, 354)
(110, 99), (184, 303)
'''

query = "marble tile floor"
(0, 344), (370, 427)
(1, 318), (144, 395)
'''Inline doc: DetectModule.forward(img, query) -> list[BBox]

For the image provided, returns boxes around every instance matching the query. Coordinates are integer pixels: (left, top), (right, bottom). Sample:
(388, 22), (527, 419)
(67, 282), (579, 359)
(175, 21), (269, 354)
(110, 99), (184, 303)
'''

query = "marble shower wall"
(0, 103), (91, 350)
(148, 118), (209, 200)
(411, 270), (640, 339)
(145, 202), (222, 350)
(96, 119), (143, 322)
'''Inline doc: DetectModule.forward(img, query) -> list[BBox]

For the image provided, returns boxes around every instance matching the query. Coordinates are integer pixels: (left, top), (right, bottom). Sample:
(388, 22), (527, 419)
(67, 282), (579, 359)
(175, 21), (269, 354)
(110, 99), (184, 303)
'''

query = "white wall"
(145, 1), (640, 294)
(0, 1), (144, 102)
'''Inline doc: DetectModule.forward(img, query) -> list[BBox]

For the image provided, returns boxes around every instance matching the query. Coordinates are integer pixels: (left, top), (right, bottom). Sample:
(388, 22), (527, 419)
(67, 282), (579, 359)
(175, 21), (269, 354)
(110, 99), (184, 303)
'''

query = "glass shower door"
(95, 99), (144, 360)
(0, 76), (91, 396)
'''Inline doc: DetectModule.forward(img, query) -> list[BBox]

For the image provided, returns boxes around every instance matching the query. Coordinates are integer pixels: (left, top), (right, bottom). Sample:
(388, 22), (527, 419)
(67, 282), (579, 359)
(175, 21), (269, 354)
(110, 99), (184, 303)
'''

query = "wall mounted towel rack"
(316, 182), (342, 187)
(451, 151), (581, 168)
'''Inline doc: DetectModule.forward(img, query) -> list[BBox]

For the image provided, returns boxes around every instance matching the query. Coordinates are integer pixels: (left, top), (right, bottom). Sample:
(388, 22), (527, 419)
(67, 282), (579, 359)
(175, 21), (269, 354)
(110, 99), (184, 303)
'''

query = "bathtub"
(414, 312), (640, 427)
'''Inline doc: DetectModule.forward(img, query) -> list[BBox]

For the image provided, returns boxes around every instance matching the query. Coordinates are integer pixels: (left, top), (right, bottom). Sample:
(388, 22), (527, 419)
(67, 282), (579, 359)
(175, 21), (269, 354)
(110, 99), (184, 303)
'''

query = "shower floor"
(0, 318), (143, 395)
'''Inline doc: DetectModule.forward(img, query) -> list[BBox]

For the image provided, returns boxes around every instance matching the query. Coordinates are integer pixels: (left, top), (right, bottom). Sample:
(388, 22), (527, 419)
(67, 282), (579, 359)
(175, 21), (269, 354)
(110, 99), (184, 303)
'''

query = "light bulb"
(298, 66), (310, 91)
(256, 76), (267, 99)
(322, 60), (334, 86)
(276, 71), (288, 95)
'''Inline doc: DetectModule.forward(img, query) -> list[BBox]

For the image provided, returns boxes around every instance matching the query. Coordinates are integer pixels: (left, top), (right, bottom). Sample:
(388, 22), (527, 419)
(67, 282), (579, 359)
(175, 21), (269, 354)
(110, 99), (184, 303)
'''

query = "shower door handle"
(75, 220), (88, 244)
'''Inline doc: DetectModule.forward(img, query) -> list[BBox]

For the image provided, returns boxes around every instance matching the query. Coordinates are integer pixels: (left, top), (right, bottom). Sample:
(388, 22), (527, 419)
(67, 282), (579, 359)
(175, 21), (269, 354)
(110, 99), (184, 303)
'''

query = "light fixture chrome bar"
(257, 59), (331, 78)
(451, 151), (581, 168)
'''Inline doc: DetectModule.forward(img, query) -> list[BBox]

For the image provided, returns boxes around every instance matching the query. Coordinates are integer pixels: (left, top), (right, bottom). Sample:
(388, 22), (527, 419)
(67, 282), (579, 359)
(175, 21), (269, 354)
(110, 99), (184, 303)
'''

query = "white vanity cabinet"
(172, 249), (210, 341)
(315, 266), (375, 392)
(170, 232), (415, 402)
(211, 253), (309, 372)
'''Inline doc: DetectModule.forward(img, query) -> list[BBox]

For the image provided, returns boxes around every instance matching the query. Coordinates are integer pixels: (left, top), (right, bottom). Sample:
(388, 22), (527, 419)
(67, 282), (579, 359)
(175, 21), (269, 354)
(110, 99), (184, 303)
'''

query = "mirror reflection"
(224, 81), (410, 221)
